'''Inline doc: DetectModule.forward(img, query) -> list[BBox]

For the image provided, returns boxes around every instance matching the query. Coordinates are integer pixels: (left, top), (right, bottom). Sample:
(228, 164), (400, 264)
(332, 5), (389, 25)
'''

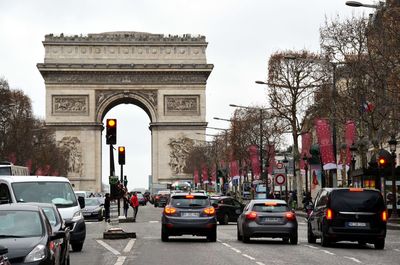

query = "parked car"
(210, 196), (244, 225)
(82, 197), (105, 221)
(0, 175), (86, 252)
(0, 245), (11, 265)
(0, 203), (67, 264)
(26, 203), (70, 265)
(137, 193), (147, 206)
(154, 190), (171, 207)
(237, 199), (298, 244)
(307, 188), (387, 249)
(161, 192), (217, 242)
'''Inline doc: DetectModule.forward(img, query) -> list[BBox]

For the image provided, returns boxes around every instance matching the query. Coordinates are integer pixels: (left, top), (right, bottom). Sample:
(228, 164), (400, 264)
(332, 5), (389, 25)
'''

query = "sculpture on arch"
(168, 137), (194, 174)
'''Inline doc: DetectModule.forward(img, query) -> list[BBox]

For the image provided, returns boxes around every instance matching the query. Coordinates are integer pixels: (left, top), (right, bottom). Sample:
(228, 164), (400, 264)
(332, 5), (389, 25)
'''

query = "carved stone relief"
(96, 90), (157, 112)
(168, 137), (194, 174)
(58, 136), (83, 177)
(52, 95), (89, 115)
(164, 95), (199, 116)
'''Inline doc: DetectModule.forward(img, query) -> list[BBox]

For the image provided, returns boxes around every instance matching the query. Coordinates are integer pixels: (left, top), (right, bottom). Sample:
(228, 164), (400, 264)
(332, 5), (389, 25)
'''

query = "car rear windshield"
(330, 189), (385, 212)
(171, 195), (210, 208)
(252, 203), (289, 213)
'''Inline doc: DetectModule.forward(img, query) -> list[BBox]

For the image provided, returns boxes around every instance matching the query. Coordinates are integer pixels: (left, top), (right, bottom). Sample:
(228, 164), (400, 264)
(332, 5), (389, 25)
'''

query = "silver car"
(237, 199), (298, 244)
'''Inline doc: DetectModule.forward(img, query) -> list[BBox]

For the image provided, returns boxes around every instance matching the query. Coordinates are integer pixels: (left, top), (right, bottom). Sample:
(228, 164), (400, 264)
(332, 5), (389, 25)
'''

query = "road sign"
(275, 173), (286, 185)
(276, 162), (284, 169)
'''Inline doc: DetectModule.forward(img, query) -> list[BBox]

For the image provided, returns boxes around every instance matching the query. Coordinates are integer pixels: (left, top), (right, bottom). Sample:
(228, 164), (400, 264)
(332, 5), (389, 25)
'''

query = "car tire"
(71, 242), (84, 252)
(219, 214), (229, 225)
(374, 239), (385, 249)
(207, 229), (217, 242)
(290, 233), (298, 245)
(154, 203), (157, 208)
(282, 237), (289, 243)
(307, 224), (316, 244)
(98, 210), (104, 221)
(161, 226), (169, 242)
(243, 235), (250, 243)
(320, 231), (330, 247)
(237, 226), (242, 241)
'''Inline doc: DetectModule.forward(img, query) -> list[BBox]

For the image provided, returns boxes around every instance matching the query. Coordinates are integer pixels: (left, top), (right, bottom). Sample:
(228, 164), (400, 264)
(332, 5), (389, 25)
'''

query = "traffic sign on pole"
(275, 173), (286, 185)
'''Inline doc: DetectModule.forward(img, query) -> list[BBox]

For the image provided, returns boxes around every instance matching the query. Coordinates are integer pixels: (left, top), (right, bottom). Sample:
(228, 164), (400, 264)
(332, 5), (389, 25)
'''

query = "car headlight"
(24, 244), (46, 262)
(72, 210), (83, 221)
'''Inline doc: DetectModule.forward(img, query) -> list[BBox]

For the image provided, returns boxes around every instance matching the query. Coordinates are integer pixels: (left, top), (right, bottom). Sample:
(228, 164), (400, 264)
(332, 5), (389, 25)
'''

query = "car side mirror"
(78, 196), (85, 209)
(50, 231), (65, 241)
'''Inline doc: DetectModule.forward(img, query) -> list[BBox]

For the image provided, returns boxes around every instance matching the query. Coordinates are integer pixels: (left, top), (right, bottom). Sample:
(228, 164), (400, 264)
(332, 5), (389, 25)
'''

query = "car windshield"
(210, 198), (219, 205)
(85, 198), (102, 206)
(41, 207), (59, 226)
(12, 181), (78, 208)
(0, 210), (43, 237)
(252, 203), (288, 212)
(171, 195), (210, 208)
(137, 194), (144, 199)
(330, 189), (385, 212)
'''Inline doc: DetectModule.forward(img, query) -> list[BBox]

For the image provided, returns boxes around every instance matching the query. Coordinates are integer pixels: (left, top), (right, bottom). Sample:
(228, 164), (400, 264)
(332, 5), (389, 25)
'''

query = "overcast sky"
(0, 0), (368, 190)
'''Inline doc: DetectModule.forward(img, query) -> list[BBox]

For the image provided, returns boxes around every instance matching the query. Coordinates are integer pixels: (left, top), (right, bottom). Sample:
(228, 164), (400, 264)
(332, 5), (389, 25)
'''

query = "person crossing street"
(130, 192), (139, 222)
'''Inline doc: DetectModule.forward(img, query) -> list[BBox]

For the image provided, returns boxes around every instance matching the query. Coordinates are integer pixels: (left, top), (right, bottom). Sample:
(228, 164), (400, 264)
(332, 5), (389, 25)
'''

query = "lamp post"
(283, 155), (289, 202)
(303, 154), (309, 194)
(345, 1), (380, 8)
(349, 142), (358, 187)
(388, 135), (398, 220)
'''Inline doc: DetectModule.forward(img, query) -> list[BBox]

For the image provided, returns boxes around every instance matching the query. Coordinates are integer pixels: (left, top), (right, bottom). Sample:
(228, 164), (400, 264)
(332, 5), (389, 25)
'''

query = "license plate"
(83, 212), (91, 216)
(262, 217), (280, 222)
(347, 222), (367, 227)
(182, 212), (199, 217)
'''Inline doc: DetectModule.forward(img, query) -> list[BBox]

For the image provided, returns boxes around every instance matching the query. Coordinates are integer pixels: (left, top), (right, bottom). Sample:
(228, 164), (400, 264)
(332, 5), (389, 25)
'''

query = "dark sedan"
(237, 199), (298, 244)
(210, 196), (244, 225)
(26, 203), (70, 265)
(161, 193), (217, 242)
(0, 203), (66, 265)
(82, 197), (105, 221)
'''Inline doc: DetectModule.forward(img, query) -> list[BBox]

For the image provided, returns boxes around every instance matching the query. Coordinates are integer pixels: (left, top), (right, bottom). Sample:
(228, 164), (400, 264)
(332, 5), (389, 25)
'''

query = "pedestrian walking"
(130, 192), (139, 222)
(123, 193), (130, 218)
(104, 193), (110, 222)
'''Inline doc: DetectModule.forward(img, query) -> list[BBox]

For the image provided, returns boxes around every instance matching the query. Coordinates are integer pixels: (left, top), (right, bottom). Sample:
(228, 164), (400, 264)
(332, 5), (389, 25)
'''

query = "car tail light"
(164, 206), (177, 215)
(326, 208), (333, 220)
(285, 211), (296, 221)
(49, 241), (56, 252)
(381, 210), (388, 222)
(264, 202), (277, 206)
(156, 195), (160, 199)
(245, 211), (257, 221)
(186, 195), (194, 199)
(349, 188), (363, 192)
(203, 207), (215, 216)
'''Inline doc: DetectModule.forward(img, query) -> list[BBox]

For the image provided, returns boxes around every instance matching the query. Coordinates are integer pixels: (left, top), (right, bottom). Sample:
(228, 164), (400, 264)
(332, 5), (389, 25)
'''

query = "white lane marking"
(304, 244), (319, 249)
(149, 221), (159, 223)
(123, 239), (136, 253)
(298, 222), (307, 225)
(230, 247), (241, 253)
(320, 249), (335, 255)
(343, 256), (362, 263)
(114, 256), (126, 265)
(222, 242), (231, 248)
(256, 262), (266, 265)
(394, 249), (400, 252)
(242, 254), (256, 260)
(96, 240), (121, 256)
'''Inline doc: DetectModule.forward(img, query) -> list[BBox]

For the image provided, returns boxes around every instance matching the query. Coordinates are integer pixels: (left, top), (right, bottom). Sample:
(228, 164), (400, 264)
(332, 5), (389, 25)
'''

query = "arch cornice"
(96, 90), (157, 123)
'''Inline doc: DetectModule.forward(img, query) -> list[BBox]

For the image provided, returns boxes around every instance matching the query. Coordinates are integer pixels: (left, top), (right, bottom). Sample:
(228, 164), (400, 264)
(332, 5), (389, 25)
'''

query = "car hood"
(0, 237), (43, 259)
(83, 206), (100, 211)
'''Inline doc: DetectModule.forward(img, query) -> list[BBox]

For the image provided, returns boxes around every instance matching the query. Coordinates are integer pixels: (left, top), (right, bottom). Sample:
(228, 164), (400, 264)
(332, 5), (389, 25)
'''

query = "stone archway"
(37, 31), (213, 191)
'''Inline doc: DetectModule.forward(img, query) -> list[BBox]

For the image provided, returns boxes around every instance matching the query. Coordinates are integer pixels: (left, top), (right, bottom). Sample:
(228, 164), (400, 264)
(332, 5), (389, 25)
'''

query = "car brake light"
(381, 210), (388, 222)
(285, 212), (296, 221)
(156, 195), (160, 199)
(349, 188), (363, 192)
(326, 208), (333, 220)
(265, 202), (277, 206)
(245, 211), (257, 220)
(164, 206), (177, 215)
(203, 207), (215, 216)
(49, 241), (56, 251)
(186, 195), (194, 199)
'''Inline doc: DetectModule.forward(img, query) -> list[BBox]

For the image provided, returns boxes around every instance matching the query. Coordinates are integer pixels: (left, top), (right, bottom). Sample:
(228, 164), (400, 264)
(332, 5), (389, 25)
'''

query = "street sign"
(275, 173), (286, 185)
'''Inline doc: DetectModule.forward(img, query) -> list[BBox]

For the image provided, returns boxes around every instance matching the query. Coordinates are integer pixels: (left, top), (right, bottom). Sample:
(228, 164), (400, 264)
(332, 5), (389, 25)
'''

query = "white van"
(0, 175), (86, 252)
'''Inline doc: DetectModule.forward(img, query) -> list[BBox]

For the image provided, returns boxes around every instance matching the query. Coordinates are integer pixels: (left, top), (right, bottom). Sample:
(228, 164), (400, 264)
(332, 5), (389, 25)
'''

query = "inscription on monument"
(53, 95), (89, 115)
(164, 95), (199, 115)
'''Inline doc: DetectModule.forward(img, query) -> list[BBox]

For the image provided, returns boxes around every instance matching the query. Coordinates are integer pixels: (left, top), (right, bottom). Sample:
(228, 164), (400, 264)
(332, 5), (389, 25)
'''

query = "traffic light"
(118, 146), (125, 165)
(106, 119), (117, 145)
(378, 156), (388, 169)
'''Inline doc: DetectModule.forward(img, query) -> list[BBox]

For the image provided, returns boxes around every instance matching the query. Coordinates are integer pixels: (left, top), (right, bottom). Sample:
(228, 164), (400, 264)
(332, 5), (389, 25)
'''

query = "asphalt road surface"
(71, 203), (400, 265)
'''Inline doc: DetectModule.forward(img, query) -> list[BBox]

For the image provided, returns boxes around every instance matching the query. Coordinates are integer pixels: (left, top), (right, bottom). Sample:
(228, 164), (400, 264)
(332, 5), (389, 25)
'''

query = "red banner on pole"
(202, 164), (209, 184)
(211, 164), (217, 184)
(315, 119), (336, 170)
(345, 120), (356, 166)
(193, 168), (199, 185)
(300, 133), (312, 169)
(229, 160), (239, 180)
(248, 145), (260, 179)
(266, 144), (275, 175)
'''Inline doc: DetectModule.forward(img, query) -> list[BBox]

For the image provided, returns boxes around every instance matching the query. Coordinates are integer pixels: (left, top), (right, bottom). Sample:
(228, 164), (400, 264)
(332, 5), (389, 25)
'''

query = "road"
(72, 204), (400, 265)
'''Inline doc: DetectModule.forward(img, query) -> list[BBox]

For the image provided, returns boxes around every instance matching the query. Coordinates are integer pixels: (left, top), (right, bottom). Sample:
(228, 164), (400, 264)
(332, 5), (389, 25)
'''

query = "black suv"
(307, 188), (387, 249)
(210, 196), (244, 225)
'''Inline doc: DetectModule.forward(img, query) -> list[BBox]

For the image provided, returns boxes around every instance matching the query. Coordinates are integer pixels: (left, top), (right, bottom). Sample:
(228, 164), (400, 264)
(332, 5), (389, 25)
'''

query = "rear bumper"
(162, 216), (217, 236)
(326, 226), (386, 242)
(243, 221), (297, 238)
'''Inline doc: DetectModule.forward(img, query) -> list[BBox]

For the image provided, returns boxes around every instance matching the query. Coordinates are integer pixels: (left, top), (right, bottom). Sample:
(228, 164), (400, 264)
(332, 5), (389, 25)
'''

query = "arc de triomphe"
(37, 32), (213, 191)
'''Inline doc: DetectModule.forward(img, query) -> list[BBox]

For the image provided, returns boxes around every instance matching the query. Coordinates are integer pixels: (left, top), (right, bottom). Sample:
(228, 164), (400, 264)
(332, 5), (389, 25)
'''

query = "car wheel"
(307, 224), (316, 244)
(154, 203), (157, 208)
(290, 233), (298, 245)
(282, 237), (289, 243)
(161, 226), (169, 242)
(207, 228), (217, 242)
(237, 226), (242, 241)
(98, 210), (104, 221)
(71, 242), (84, 252)
(243, 235), (250, 243)
(374, 239), (385, 249)
(219, 214), (229, 225)
(320, 231), (330, 247)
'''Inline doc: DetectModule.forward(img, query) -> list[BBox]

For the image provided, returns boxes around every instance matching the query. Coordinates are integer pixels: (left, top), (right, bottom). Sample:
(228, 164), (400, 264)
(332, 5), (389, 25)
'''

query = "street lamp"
(349, 142), (358, 187)
(303, 153), (309, 194)
(388, 135), (398, 220)
(345, 1), (380, 8)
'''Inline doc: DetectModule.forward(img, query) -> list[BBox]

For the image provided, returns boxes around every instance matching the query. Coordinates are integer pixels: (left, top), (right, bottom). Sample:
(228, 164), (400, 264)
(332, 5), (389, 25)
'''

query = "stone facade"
(38, 31), (213, 191)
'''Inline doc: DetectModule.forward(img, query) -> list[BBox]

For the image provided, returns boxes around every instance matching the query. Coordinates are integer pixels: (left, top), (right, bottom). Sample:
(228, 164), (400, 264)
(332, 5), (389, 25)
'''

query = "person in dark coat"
(104, 193), (110, 222)
(123, 193), (130, 218)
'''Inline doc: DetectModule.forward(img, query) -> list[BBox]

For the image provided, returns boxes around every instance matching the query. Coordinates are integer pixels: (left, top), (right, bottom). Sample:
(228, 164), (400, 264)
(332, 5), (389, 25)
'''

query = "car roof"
(0, 175), (69, 183)
(250, 199), (287, 205)
(0, 203), (42, 211)
(210, 196), (233, 200)
(171, 192), (208, 198)
(23, 202), (57, 208)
